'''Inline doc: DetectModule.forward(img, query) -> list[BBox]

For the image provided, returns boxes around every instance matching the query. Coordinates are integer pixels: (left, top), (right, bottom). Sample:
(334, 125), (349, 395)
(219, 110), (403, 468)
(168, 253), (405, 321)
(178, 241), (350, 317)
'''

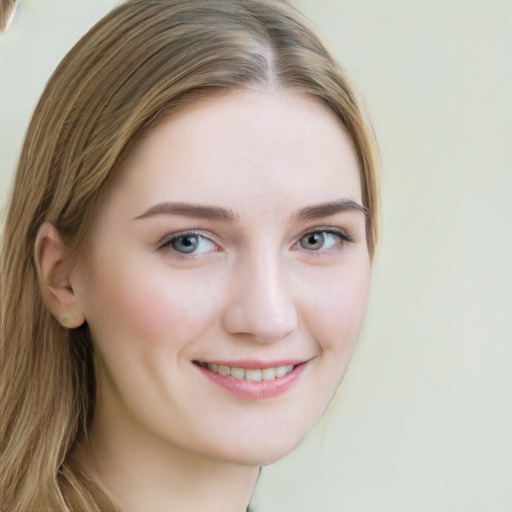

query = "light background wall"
(1, 1), (511, 511)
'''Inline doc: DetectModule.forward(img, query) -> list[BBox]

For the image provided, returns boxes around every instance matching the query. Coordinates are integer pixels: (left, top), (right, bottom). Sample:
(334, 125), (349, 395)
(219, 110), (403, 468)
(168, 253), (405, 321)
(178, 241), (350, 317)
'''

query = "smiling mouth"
(194, 361), (296, 382)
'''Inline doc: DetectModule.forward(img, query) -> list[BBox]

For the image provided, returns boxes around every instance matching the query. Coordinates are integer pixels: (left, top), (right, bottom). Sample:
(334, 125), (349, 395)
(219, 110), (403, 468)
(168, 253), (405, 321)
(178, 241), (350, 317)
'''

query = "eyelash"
(157, 227), (353, 259)
(296, 227), (353, 254)
(157, 230), (218, 259)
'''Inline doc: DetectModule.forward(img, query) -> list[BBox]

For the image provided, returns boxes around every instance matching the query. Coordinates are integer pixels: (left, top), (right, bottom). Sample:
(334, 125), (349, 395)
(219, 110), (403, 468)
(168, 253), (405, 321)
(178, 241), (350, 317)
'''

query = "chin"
(213, 437), (305, 468)
(200, 413), (321, 467)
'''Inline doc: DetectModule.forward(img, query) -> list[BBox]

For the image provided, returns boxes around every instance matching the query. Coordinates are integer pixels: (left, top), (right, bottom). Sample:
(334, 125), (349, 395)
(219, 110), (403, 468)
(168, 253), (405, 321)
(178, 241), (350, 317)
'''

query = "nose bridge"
(222, 241), (298, 342)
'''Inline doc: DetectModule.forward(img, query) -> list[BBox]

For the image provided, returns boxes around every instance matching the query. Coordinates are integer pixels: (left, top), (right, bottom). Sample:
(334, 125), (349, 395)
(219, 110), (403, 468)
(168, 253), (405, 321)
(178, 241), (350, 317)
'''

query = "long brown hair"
(0, 1), (379, 510)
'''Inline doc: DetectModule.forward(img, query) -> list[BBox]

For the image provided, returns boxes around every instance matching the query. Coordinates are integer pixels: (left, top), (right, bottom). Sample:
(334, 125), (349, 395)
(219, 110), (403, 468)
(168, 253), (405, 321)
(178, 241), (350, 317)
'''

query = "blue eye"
(164, 233), (217, 255)
(299, 230), (348, 251)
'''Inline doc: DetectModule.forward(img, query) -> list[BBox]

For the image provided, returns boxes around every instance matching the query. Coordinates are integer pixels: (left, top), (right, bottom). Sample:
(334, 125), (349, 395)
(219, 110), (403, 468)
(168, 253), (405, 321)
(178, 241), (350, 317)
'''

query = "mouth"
(193, 359), (308, 399)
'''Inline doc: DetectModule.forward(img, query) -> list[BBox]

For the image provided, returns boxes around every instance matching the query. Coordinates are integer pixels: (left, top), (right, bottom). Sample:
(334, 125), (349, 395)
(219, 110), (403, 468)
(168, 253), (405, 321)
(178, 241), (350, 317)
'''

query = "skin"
(40, 89), (371, 512)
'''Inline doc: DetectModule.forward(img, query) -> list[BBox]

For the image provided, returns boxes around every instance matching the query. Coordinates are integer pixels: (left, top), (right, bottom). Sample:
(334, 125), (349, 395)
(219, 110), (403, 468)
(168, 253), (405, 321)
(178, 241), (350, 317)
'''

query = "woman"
(0, 0), (379, 510)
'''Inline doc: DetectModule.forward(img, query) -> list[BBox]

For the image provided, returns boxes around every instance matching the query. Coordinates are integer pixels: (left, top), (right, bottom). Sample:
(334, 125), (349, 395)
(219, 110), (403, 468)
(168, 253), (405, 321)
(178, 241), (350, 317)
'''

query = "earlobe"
(35, 223), (85, 329)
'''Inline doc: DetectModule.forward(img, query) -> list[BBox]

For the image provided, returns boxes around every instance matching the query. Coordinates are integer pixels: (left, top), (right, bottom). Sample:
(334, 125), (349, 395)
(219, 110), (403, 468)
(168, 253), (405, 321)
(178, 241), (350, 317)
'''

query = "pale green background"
(1, 1), (511, 511)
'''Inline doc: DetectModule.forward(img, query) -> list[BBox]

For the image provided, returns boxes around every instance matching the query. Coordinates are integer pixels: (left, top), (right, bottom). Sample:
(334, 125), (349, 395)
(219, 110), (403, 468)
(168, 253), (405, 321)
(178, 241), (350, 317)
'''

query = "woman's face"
(73, 90), (371, 466)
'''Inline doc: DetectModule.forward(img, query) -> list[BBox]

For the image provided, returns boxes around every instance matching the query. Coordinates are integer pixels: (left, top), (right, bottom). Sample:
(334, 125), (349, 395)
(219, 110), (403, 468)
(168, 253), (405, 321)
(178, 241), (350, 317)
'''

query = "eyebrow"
(293, 199), (368, 221)
(134, 202), (239, 222)
(134, 199), (367, 223)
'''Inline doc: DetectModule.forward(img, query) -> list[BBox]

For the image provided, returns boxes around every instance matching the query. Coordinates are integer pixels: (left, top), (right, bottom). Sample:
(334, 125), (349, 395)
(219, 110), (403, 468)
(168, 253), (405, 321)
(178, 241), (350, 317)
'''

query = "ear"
(35, 223), (85, 329)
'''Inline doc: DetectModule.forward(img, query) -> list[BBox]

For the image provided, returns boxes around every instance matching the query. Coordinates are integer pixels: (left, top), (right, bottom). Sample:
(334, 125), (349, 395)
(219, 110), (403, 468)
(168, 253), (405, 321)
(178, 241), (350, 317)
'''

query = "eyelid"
(157, 229), (220, 256)
(294, 226), (354, 253)
(300, 226), (353, 242)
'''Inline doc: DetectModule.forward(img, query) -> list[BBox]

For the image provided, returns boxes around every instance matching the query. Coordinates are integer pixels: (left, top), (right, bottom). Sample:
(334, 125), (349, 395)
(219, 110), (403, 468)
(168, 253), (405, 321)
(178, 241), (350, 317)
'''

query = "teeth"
(204, 363), (294, 381)
(230, 367), (245, 379)
(218, 365), (230, 376)
(276, 365), (293, 378)
(245, 369), (262, 382)
(262, 368), (276, 381)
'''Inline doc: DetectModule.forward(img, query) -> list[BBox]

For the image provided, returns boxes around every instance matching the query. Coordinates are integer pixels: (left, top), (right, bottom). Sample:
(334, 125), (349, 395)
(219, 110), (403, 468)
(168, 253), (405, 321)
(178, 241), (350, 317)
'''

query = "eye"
(298, 229), (350, 252)
(160, 232), (218, 256)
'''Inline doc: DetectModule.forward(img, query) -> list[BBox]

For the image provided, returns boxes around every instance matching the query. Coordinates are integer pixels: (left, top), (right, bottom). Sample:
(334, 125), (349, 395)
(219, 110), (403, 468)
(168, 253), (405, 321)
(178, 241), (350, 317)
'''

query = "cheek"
(79, 257), (222, 350)
(303, 261), (371, 356)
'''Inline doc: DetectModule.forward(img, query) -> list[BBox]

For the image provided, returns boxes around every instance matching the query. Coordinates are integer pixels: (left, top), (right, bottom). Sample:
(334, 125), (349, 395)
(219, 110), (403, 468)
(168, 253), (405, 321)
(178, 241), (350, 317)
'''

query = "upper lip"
(193, 358), (310, 369)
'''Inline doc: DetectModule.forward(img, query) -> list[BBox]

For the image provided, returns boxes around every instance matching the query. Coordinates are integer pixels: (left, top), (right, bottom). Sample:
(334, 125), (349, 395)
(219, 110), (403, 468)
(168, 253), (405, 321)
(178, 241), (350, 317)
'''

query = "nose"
(221, 249), (298, 342)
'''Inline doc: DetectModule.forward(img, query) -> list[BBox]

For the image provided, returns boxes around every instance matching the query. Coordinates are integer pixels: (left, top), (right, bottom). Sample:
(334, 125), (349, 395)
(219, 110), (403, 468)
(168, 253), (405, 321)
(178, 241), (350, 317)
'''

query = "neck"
(87, 390), (260, 512)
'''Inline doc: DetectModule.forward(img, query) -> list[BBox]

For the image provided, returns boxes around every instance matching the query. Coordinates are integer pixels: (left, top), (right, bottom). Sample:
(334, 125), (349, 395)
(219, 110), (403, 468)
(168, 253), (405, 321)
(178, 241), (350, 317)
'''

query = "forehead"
(109, 90), (362, 217)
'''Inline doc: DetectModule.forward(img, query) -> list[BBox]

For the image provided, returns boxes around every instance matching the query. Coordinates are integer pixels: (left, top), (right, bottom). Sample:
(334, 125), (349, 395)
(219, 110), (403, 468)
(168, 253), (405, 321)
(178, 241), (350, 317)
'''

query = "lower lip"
(197, 363), (307, 400)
